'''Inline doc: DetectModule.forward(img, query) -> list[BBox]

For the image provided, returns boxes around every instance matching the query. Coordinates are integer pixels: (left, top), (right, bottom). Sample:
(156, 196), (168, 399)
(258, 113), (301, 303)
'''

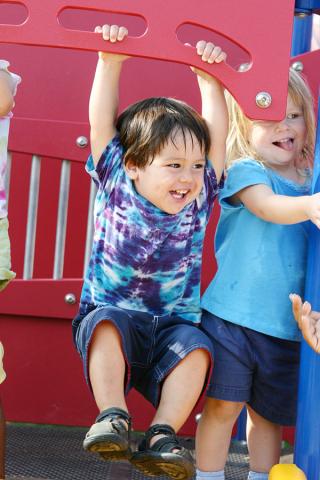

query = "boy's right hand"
(95, 24), (129, 62)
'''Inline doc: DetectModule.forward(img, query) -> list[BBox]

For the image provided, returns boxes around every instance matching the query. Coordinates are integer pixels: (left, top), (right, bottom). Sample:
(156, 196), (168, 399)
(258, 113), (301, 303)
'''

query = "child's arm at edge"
(0, 70), (14, 117)
(89, 25), (129, 165)
(194, 42), (228, 184)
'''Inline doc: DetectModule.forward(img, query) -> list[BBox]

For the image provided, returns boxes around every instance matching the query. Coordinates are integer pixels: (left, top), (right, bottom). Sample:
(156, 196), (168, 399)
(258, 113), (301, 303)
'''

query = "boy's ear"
(124, 159), (139, 180)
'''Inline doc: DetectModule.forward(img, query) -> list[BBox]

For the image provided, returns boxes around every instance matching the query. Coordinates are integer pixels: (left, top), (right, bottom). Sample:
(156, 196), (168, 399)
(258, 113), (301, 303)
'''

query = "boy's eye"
(193, 163), (205, 170)
(168, 163), (180, 168)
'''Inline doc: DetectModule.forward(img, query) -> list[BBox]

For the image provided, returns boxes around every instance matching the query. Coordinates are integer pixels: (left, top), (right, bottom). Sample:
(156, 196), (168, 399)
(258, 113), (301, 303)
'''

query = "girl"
(196, 68), (319, 480)
(0, 59), (21, 479)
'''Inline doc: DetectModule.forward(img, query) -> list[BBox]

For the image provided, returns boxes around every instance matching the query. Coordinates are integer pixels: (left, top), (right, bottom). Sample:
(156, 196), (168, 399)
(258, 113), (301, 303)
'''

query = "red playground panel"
(0, 0), (295, 120)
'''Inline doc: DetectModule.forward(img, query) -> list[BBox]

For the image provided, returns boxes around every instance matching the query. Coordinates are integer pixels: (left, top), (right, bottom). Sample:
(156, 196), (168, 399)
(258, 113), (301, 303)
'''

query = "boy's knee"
(184, 348), (211, 370)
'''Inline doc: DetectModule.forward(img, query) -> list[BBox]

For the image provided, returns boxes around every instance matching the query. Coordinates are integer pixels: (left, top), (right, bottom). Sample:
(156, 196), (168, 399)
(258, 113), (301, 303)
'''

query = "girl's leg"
(246, 405), (282, 474)
(88, 321), (127, 411)
(196, 398), (244, 472)
(0, 400), (5, 479)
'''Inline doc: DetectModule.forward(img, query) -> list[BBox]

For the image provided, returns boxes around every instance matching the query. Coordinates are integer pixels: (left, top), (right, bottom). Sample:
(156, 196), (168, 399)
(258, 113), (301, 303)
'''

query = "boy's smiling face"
(125, 130), (206, 214)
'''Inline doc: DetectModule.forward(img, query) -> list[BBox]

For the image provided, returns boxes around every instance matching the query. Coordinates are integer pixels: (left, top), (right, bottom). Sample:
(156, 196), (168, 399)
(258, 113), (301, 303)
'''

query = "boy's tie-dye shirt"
(0, 60), (21, 218)
(80, 135), (220, 324)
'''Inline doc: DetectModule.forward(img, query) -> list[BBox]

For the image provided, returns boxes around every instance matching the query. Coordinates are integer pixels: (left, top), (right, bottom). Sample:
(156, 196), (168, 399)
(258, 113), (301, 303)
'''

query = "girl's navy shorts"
(201, 311), (300, 426)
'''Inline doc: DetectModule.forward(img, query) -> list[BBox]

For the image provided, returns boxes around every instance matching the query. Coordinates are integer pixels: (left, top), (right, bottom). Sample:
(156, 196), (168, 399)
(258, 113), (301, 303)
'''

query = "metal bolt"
(64, 293), (76, 305)
(76, 136), (88, 148)
(256, 92), (272, 109)
(238, 63), (251, 73)
(195, 413), (202, 423)
(291, 61), (304, 72)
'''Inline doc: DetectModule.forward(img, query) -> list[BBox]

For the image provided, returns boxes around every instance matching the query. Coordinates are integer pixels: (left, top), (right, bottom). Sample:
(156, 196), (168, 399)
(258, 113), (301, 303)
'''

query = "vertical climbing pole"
(293, 1), (320, 479)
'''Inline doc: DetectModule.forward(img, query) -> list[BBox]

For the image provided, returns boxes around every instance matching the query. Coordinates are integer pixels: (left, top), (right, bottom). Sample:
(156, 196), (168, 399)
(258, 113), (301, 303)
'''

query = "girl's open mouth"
(273, 138), (294, 151)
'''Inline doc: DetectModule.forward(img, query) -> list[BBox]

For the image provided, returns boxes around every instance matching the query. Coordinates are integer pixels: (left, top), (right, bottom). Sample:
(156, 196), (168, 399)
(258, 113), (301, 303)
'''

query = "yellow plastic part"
(269, 464), (307, 479)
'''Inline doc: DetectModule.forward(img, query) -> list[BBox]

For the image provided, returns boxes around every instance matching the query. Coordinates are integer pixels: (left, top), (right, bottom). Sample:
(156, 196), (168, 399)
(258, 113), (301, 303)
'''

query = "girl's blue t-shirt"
(201, 158), (311, 341)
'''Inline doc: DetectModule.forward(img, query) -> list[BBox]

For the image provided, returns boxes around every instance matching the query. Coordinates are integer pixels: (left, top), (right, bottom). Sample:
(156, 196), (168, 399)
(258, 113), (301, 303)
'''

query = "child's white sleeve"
(0, 217), (15, 291)
(0, 59), (21, 96)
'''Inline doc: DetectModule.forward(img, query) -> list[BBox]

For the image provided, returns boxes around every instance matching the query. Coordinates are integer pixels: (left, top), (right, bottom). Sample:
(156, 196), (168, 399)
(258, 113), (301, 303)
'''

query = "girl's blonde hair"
(225, 68), (316, 169)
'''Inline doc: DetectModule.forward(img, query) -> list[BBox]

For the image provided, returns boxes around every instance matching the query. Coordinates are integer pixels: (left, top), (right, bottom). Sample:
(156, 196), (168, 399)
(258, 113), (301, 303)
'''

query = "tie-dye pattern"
(80, 135), (220, 324)
(0, 60), (21, 218)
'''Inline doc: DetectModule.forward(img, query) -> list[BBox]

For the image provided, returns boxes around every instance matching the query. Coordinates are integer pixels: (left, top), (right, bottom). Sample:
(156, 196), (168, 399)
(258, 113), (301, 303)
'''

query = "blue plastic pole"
(292, 8), (320, 478)
(294, 94), (320, 479)
(291, 14), (313, 55)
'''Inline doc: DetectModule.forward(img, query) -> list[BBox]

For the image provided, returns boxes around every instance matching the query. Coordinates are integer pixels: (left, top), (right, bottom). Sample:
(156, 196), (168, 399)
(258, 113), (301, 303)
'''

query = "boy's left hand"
(290, 293), (320, 354)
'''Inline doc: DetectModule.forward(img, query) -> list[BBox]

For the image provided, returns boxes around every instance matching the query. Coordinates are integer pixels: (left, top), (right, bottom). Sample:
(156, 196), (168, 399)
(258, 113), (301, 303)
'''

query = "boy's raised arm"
(194, 42), (228, 183)
(89, 25), (129, 165)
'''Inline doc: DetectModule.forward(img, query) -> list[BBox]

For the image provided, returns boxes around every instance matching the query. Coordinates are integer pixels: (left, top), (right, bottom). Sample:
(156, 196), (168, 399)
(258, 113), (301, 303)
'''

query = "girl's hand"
(96, 24), (130, 62)
(290, 293), (320, 354)
(306, 192), (320, 229)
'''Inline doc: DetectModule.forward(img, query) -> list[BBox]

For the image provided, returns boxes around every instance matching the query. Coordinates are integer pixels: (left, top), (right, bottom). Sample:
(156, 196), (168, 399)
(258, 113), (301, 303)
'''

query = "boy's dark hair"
(116, 97), (211, 168)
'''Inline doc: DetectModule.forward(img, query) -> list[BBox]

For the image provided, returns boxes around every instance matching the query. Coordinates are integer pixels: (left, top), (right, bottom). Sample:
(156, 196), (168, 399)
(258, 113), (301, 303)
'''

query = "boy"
(72, 24), (227, 479)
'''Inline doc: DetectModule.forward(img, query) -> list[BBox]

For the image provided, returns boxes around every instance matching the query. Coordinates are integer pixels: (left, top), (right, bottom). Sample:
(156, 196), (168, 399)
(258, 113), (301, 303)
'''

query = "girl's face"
(248, 95), (307, 173)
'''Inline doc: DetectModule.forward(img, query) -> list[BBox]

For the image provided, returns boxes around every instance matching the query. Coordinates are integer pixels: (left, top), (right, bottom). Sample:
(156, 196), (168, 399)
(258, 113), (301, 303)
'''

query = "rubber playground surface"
(5, 423), (293, 480)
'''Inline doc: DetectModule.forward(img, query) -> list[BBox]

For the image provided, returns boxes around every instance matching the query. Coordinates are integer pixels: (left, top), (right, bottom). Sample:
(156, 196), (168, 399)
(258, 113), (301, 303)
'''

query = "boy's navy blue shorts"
(73, 304), (214, 408)
(201, 311), (301, 426)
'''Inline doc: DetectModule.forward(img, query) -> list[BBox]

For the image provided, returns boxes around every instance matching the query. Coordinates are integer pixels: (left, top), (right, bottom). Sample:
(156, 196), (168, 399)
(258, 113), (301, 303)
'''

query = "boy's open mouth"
(170, 189), (189, 199)
(272, 138), (294, 151)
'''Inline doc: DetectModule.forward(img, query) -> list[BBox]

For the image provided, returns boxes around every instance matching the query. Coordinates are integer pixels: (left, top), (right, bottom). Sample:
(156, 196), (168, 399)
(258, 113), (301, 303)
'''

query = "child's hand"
(290, 293), (320, 354)
(191, 41), (227, 81)
(96, 24), (129, 62)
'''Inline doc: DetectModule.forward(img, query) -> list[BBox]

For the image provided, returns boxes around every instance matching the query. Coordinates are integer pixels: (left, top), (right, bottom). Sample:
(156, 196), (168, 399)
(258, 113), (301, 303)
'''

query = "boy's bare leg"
(196, 398), (244, 471)
(88, 321), (127, 412)
(246, 405), (282, 473)
(0, 400), (5, 480)
(151, 349), (210, 435)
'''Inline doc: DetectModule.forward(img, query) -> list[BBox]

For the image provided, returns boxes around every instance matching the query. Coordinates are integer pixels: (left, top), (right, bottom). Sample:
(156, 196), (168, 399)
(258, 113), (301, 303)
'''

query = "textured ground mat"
(6, 423), (293, 480)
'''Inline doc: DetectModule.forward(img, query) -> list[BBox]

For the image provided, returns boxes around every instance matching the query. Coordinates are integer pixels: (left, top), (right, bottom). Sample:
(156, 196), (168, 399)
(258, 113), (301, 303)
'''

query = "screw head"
(256, 92), (272, 109)
(291, 61), (304, 72)
(64, 293), (76, 305)
(76, 136), (88, 148)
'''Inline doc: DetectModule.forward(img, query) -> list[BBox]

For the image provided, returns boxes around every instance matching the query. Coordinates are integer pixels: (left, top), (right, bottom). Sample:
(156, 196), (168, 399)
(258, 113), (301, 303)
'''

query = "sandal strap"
(152, 435), (182, 453)
(145, 423), (176, 447)
(96, 407), (131, 429)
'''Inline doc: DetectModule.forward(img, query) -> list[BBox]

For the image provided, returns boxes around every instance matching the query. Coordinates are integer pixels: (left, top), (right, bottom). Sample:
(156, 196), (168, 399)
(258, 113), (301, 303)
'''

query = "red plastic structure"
(0, 0), (295, 120)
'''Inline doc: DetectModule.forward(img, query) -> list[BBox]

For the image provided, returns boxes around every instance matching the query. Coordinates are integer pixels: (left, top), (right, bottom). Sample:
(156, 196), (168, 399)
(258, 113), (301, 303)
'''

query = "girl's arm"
(235, 183), (320, 228)
(195, 42), (228, 183)
(0, 70), (14, 117)
(89, 25), (129, 165)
